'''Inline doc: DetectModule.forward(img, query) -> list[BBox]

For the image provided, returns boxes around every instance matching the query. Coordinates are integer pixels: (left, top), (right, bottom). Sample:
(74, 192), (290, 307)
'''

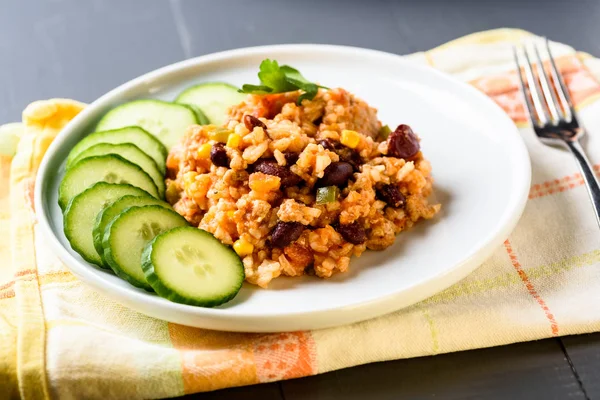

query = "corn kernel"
(227, 211), (235, 219)
(209, 128), (231, 143)
(197, 143), (212, 159)
(183, 171), (197, 187)
(340, 130), (361, 149)
(227, 133), (241, 148)
(249, 172), (281, 192)
(233, 239), (254, 257)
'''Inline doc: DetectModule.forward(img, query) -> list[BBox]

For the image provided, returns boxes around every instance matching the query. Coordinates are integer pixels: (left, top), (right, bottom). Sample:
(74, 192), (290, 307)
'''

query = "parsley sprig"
(239, 59), (325, 103)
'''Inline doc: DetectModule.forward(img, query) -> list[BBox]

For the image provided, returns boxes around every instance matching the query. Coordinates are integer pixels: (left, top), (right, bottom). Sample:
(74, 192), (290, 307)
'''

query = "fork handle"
(566, 139), (600, 228)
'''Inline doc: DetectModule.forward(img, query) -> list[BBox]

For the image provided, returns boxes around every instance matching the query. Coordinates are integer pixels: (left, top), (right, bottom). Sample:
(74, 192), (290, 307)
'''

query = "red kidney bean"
(316, 161), (354, 188)
(210, 143), (229, 167)
(271, 221), (304, 248)
(244, 115), (267, 131)
(387, 124), (420, 159)
(376, 184), (406, 208)
(284, 152), (299, 165)
(336, 222), (366, 244)
(336, 147), (362, 171)
(318, 139), (361, 171)
(318, 138), (337, 151)
(253, 159), (302, 187)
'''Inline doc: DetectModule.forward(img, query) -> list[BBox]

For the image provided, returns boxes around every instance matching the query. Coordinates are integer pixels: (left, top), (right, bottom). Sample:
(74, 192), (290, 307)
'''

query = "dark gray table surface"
(3, 0), (600, 399)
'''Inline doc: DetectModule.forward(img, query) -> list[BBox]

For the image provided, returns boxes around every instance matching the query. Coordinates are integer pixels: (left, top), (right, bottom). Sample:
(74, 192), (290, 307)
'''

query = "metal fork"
(514, 38), (600, 228)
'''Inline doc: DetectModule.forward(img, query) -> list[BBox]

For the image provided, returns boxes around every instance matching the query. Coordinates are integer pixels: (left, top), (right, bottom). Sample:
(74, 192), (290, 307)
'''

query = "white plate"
(35, 45), (531, 332)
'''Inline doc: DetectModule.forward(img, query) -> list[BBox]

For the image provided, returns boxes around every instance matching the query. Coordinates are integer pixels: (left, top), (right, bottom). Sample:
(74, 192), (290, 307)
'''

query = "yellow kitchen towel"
(2, 29), (600, 399)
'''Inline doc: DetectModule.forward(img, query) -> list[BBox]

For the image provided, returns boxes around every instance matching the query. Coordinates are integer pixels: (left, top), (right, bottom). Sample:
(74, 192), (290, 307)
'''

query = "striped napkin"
(2, 29), (600, 399)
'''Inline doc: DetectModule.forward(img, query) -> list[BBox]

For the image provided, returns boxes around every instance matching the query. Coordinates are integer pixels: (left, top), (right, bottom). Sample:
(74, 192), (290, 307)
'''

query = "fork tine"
(545, 38), (574, 122)
(513, 46), (540, 126)
(513, 46), (542, 127)
(522, 45), (550, 126)
(534, 43), (560, 122)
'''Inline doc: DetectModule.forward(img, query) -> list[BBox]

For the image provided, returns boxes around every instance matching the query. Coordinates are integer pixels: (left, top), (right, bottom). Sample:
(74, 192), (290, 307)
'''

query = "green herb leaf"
(239, 59), (323, 102)
(257, 59), (296, 92)
(297, 83), (319, 104)
(280, 66), (310, 84)
(239, 84), (273, 94)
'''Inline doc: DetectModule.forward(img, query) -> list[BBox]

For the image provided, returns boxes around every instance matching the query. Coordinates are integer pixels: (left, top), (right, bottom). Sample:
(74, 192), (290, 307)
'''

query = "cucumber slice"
(58, 155), (159, 210)
(175, 82), (246, 126)
(142, 226), (244, 307)
(63, 183), (151, 266)
(93, 195), (170, 264)
(66, 126), (167, 174)
(102, 205), (188, 290)
(186, 104), (210, 125)
(96, 100), (198, 150)
(69, 143), (166, 198)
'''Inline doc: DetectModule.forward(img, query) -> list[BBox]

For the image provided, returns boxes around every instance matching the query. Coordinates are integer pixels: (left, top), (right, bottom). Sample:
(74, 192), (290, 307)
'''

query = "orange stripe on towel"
(0, 280), (15, 291)
(504, 240), (559, 336)
(0, 288), (15, 300)
(14, 268), (36, 278)
(529, 166), (600, 200)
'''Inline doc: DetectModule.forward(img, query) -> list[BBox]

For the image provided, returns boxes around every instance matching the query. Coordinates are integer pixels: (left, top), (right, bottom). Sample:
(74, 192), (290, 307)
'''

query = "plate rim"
(34, 44), (531, 331)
